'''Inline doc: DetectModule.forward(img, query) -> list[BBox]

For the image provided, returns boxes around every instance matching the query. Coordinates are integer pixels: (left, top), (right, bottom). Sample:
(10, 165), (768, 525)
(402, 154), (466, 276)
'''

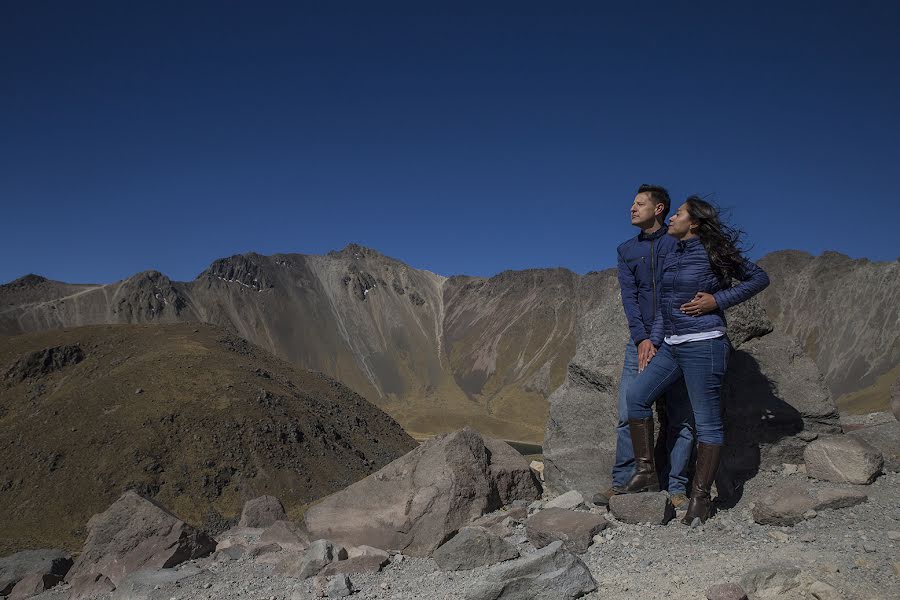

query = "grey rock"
(466, 540), (597, 600)
(325, 574), (353, 598)
(64, 491), (215, 597)
(525, 508), (608, 554)
(725, 296), (774, 348)
(109, 566), (203, 600)
(809, 580), (843, 600)
(302, 428), (540, 557)
(238, 495), (287, 528)
(804, 436), (883, 484)
(740, 564), (801, 598)
(470, 507), (528, 530)
(608, 492), (675, 525)
(545, 490), (585, 510)
(7, 573), (64, 600)
(433, 527), (519, 571)
(705, 582), (749, 600)
(849, 421), (900, 472)
(274, 539), (347, 579)
(0, 550), (72, 596)
(752, 482), (868, 526)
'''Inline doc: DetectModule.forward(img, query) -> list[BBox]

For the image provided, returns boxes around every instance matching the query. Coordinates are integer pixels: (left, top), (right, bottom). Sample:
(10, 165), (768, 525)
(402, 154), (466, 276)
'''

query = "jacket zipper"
(671, 246), (683, 335)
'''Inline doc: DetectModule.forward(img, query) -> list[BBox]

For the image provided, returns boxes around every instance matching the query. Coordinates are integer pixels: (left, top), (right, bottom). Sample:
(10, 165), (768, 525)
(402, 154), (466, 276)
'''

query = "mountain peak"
(328, 243), (383, 261)
(2, 273), (49, 288)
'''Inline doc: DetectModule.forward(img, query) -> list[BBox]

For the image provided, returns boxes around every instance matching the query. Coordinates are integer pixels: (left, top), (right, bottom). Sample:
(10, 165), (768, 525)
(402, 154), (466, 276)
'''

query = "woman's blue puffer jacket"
(649, 237), (770, 346)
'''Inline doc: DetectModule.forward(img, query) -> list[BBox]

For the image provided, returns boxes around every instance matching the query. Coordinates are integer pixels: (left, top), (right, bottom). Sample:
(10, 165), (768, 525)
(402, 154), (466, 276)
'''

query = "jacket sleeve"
(649, 306), (664, 347)
(712, 258), (770, 311)
(617, 247), (648, 345)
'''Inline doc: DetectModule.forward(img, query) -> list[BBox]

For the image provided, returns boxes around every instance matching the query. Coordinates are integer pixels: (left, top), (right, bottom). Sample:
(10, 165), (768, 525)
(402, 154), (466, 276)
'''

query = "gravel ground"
(32, 471), (900, 600)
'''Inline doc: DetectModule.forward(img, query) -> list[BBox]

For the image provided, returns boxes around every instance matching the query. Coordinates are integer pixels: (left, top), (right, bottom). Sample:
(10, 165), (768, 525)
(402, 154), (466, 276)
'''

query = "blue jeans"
(612, 342), (695, 494)
(626, 337), (730, 445)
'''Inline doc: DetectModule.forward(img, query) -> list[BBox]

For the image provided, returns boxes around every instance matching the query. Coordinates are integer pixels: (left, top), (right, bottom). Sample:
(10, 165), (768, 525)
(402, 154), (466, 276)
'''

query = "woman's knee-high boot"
(682, 442), (721, 524)
(622, 417), (660, 493)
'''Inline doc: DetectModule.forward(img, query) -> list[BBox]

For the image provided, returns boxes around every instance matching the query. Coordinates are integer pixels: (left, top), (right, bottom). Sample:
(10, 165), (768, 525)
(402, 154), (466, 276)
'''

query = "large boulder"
(543, 275), (829, 497)
(752, 482), (868, 526)
(273, 539), (347, 579)
(719, 333), (841, 495)
(849, 421), (900, 472)
(65, 491), (216, 596)
(803, 436), (883, 484)
(542, 270), (625, 496)
(238, 495), (287, 528)
(302, 428), (541, 557)
(466, 540), (597, 600)
(0, 550), (71, 596)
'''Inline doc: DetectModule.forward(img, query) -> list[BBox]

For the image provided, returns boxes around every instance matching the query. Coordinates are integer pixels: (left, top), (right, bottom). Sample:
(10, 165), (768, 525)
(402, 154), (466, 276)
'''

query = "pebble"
(803, 509), (817, 519)
(887, 531), (900, 541)
(862, 543), (877, 553)
(799, 532), (817, 543)
(768, 531), (789, 543)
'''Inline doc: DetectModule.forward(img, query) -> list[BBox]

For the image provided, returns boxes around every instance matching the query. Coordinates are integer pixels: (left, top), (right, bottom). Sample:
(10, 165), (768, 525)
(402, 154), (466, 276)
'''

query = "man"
(594, 184), (694, 507)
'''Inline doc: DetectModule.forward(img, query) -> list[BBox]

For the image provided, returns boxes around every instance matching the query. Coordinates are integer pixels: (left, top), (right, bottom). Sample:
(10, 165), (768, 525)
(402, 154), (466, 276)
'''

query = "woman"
(621, 196), (769, 524)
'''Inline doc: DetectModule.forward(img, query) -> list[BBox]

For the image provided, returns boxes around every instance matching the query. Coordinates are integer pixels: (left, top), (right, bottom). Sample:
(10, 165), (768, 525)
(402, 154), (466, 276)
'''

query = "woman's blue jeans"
(613, 342), (695, 494)
(626, 337), (730, 446)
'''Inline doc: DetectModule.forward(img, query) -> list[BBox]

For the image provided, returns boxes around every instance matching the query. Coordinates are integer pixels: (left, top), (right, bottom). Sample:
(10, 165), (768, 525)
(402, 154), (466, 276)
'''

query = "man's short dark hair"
(637, 184), (671, 221)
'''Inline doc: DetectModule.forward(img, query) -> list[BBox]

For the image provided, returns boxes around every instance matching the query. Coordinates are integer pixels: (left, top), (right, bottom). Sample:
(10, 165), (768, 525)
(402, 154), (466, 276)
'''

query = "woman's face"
(668, 203), (696, 239)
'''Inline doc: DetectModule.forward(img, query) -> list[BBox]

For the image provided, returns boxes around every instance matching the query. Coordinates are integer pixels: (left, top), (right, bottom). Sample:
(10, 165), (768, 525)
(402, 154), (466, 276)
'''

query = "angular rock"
(109, 566), (203, 600)
(525, 508), (608, 554)
(740, 565), (801, 598)
(64, 491), (215, 596)
(433, 527), (519, 571)
(725, 296), (774, 348)
(752, 482), (868, 526)
(804, 436), (883, 484)
(484, 436), (543, 506)
(706, 582), (748, 600)
(325, 574), (353, 598)
(471, 507), (528, 529)
(273, 539), (347, 579)
(0, 550), (72, 596)
(849, 421), (900, 472)
(8, 573), (64, 600)
(238, 495), (287, 528)
(608, 492), (674, 525)
(260, 519), (309, 550)
(808, 580), (842, 600)
(466, 540), (597, 600)
(545, 490), (585, 510)
(302, 428), (540, 557)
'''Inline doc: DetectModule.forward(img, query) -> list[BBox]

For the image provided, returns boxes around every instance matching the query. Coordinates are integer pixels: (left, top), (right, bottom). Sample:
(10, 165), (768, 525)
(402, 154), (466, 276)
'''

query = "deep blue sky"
(2, 1), (899, 284)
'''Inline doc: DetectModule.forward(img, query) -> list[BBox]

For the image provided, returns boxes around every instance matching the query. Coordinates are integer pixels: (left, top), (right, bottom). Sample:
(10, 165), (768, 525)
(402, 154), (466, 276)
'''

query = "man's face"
(630, 193), (660, 228)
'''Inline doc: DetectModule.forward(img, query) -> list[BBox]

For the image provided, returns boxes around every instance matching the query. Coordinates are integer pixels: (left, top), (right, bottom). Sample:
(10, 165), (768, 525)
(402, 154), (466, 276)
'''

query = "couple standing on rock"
(594, 184), (770, 524)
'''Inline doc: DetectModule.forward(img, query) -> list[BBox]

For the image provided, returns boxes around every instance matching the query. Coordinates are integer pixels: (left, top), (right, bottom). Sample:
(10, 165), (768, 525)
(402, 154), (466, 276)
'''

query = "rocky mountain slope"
(0, 323), (416, 555)
(1, 246), (896, 442)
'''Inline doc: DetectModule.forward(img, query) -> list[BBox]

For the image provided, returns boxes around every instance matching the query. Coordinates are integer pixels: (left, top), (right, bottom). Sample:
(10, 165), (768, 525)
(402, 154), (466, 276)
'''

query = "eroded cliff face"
(0, 246), (572, 441)
(757, 251), (900, 410)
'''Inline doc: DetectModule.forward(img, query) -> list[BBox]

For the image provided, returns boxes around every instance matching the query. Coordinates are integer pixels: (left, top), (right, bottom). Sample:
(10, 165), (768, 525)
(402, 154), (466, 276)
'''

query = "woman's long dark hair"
(684, 196), (747, 285)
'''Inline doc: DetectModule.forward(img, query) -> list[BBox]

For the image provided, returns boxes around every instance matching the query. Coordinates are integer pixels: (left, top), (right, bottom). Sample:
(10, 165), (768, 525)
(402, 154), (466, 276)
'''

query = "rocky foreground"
(2, 424), (898, 600)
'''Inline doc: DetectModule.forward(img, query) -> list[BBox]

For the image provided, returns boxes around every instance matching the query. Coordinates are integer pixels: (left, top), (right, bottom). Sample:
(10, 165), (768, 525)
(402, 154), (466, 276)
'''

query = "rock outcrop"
(302, 428), (541, 557)
(64, 491), (215, 596)
(0, 550), (71, 596)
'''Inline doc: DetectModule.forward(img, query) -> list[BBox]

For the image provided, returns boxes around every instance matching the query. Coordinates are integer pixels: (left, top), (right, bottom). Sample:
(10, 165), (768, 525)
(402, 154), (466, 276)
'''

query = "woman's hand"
(680, 292), (718, 316)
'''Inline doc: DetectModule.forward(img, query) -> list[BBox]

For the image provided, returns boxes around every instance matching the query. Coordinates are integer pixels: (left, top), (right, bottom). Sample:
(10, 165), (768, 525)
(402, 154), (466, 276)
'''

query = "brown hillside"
(0, 323), (416, 555)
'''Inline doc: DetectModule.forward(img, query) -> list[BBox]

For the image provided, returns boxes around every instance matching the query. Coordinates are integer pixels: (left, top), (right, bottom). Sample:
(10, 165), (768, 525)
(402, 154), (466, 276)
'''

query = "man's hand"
(638, 339), (656, 372)
(680, 292), (718, 317)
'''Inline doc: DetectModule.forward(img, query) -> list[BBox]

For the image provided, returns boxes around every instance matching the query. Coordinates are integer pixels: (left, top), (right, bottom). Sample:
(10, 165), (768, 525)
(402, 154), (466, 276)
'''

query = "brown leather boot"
(622, 418), (660, 493)
(682, 442), (722, 524)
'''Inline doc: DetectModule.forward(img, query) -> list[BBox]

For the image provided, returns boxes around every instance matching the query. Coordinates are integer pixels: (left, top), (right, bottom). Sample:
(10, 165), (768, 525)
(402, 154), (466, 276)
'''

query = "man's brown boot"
(682, 442), (722, 524)
(622, 417), (660, 493)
